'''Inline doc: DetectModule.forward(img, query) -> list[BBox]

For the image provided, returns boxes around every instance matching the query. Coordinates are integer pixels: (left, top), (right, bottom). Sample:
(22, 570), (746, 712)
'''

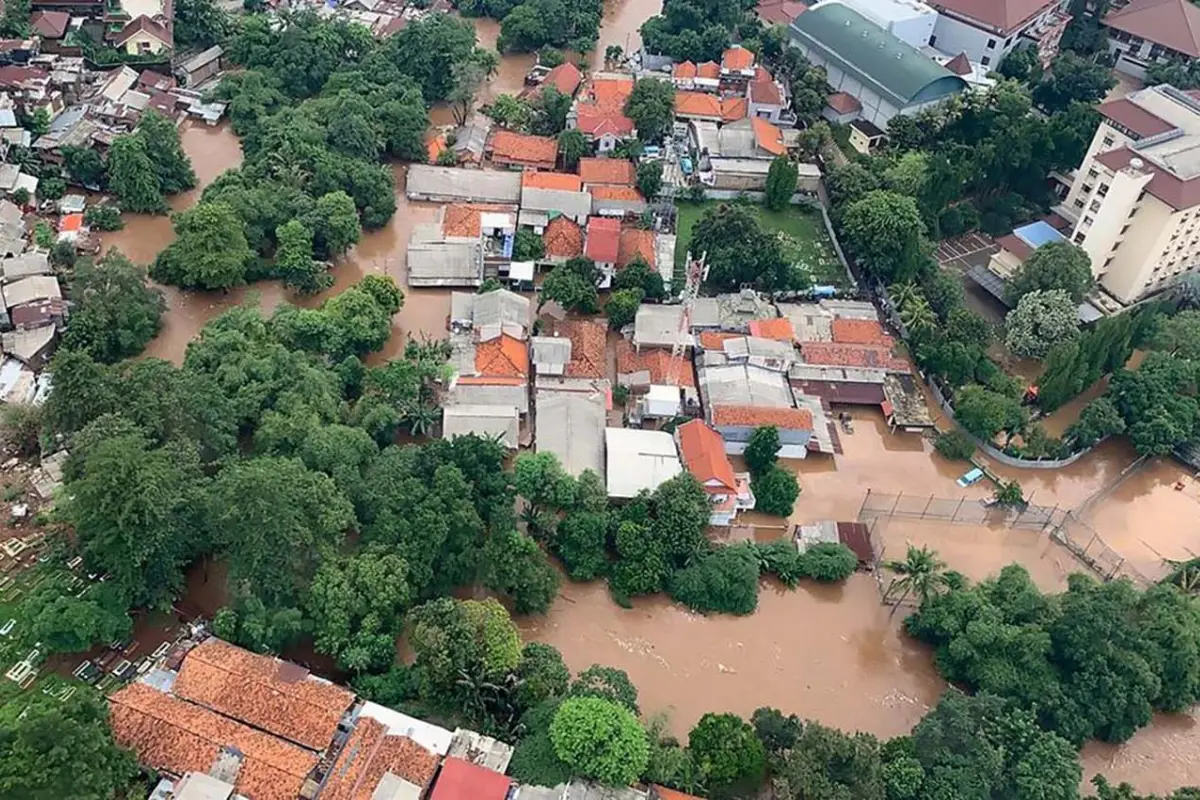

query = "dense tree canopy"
(691, 204), (801, 291)
(1008, 241), (1094, 304)
(550, 696), (650, 786)
(61, 249), (165, 363)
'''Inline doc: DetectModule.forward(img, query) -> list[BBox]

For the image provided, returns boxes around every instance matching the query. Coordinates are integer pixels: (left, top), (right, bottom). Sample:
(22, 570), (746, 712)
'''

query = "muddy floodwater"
(110, 23), (1200, 792)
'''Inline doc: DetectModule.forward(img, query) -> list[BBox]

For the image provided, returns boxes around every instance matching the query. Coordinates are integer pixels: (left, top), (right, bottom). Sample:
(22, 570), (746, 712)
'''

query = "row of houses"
(113, 634), (699, 800)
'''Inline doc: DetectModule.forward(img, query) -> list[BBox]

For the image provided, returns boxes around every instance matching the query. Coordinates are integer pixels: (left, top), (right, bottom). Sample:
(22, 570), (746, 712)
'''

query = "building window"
(929, 34), (937, 46)
(1150, 44), (1165, 60)
(1087, 168), (1099, 179)
(987, 38), (996, 49)
(1121, 224), (1130, 235)
(1113, 240), (1122, 251)
(981, 55), (991, 66)
(1074, 232), (1086, 244)
(1074, 198), (1085, 208)
(1103, 136), (1115, 147)
(1090, 200), (1102, 213)
(1129, 207), (1139, 218)
(1097, 183), (1109, 197)
(1083, 215), (1094, 226)
(1005, 37), (1013, 47)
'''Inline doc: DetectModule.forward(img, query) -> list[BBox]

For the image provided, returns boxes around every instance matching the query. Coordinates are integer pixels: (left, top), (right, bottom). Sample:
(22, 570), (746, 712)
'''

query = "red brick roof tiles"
(576, 105), (637, 137)
(616, 339), (696, 386)
(749, 79), (782, 106)
(172, 639), (355, 752)
(721, 96), (748, 122)
(674, 61), (698, 79)
(1098, 97), (1175, 138)
(429, 756), (511, 800)
(696, 61), (721, 79)
(830, 318), (891, 346)
(748, 318), (795, 342)
(1104, 0), (1200, 57)
(800, 342), (908, 371)
(442, 204), (513, 239)
(321, 717), (440, 800)
(489, 130), (558, 169)
(474, 334), (529, 378)
(523, 171), (583, 191)
(617, 228), (656, 268)
(586, 216), (622, 262)
(721, 46), (756, 71)
(543, 216), (584, 259)
(109, 682), (319, 800)
(826, 91), (862, 115)
(752, 117), (785, 156)
(711, 404), (814, 430)
(698, 331), (739, 350)
(543, 62), (582, 96)
(590, 185), (644, 202)
(677, 419), (737, 490)
(579, 157), (636, 186)
(558, 318), (607, 378)
(675, 91), (723, 118)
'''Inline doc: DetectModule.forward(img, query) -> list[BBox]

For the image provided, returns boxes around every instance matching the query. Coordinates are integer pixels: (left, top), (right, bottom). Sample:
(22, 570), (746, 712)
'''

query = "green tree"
(541, 257), (600, 312)
(61, 249), (165, 363)
(514, 450), (576, 533)
(515, 227), (546, 262)
(276, 219), (331, 294)
(152, 202), (253, 289)
(841, 190), (927, 284)
(550, 696), (650, 786)
(605, 287), (643, 329)
(1067, 396), (1126, 448)
(691, 204), (794, 290)
(744, 425), (780, 477)
(636, 160), (663, 199)
(482, 528), (561, 614)
(387, 14), (483, 102)
(137, 110), (198, 195)
(0, 402), (41, 457)
(554, 509), (610, 580)
(688, 712), (767, 796)
(1007, 241), (1094, 303)
(173, 0), (232, 47)
(933, 429), (975, 461)
(751, 706), (802, 754)
(0, 694), (138, 800)
(800, 542), (858, 582)
(61, 145), (106, 188)
(954, 384), (1027, 441)
(21, 576), (132, 655)
(310, 190), (362, 258)
(559, 129), (588, 169)
(612, 258), (666, 300)
(408, 597), (523, 704)
(882, 545), (948, 609)
(569, 663), (639, 712)
(1005, 289), (1080, 359)
(516, 642), (570, 711)
(668, 544), (760, 615)
(773, 721), (885, 799)
(1033, 51), (1116, 113)
(625, 77), (676, 142)
(105, 135), (165, 212)
(765, 156), (798, 211)
(753, 465), (799, 517)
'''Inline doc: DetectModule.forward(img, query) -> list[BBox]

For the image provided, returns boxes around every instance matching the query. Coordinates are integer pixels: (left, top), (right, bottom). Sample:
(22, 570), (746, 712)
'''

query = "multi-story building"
(925, 0), (1070, 69)
(1058, 84), (1200, 303)
(1103, 0), (1200, 80)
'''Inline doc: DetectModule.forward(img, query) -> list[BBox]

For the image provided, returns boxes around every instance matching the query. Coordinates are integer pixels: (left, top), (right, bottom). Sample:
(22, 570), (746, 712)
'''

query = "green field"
(673, 200), (851, 288)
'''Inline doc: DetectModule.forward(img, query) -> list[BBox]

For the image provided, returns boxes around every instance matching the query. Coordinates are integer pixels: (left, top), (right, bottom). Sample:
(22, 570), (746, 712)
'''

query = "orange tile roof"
(109, 682), (319, 800)
(427, 133), (447, 164)
(474, 333), (529, 378)
(754, 65), (772, 82)
(576, 106), (636, 137)
(579, 157), (636, 186)
(543, 216), (583, 259)
(429, 756), (511, 800)
(673, 61), (698, 78)
(722, 46), (756, 71)
(752, 117), (785, 156)
(748, 318), (795, 342)
(60, 213), (83, 233)
(543, 62), (582, 96)
(711, 404), (813, 430)
(522, 171), (583, 191)
(558, 318), (607, 378)
(588, 75), (635, 111)
(615, 339), (696, 387)
(800, 341), (908, 371)
(749, 78), (783, 106)
(586, 216), (622, 262)
(172, 639), (355, 752)
(589, 184), (643, 202)
(489, 130), (558, 168)
(442, 203), (514, 239)
(617, 227), (655, 268)
(654, 784), (707, 800)
(677, 419), (737, 490)
(696, 61), (720, 79)
(698, 331), (739, 350)
(721, 96), (748, 122)
(321, 717), (440, 800)
(675, 91), (723, 118)
(831, 318), (891, 345)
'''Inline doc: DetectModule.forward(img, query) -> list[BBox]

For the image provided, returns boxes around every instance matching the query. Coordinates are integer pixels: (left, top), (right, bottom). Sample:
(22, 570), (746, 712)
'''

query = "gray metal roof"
(180, 45), (223, 73)
(717, 119), (758, 159)
(789, 3), (966, 108)
(4, 275), (60, 308)
(451, 289), (531, 332)
(405, 164), (521, 204)
(449, 381), (529, 414)
(723, 335), (796, 362)
(406, 240), (483, 287)
(0, 252), (50, 284)
(520, 187), (592, 221)
(633, 304), (690, 348)
(604, 427), (681, 499)
(535, 386), (606, 477)
(531, 335), (572, 369)
(690, 290), (774, 330)
(442, 404), (519, 449)
(698, 363), (794, 408)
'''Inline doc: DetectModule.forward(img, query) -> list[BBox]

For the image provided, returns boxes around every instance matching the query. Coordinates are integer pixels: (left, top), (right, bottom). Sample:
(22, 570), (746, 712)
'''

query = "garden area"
(673, 200), (850, 290)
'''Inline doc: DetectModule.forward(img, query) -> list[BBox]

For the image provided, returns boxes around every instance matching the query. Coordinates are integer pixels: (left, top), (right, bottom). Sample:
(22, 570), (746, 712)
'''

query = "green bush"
(550, 696), (649, 786)
(667, 544), (760, 615)
(801, 542), (857, 582)
(753, 465), (800, 517)
(753, 539), (806, 588)
(934, 429), (975, 461)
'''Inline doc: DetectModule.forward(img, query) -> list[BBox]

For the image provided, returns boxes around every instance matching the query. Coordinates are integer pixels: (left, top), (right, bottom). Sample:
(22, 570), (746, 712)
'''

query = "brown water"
(590, 0), (659, 70)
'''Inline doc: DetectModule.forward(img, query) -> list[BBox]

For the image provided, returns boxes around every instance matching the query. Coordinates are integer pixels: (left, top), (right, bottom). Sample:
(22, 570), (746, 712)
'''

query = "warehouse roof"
(605, 427), (681, 498)
(443, 404), (519, 449)
(405, 165), (522, 203)
(536, 385), (607, 477)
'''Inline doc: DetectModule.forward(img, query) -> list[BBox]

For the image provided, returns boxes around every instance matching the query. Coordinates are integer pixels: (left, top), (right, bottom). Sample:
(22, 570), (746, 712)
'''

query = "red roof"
(721, 96), (748, 122)
(675, 91), (723, 118)
(753, 117), (785, 156)
(543, 216), (583, 259)
(429, 757), (511, 800)
(474, 334), (529, 378)
(697, 61), (721, 79)
(749, 79), (783, 106)
(757, 0), (806, 24)
(1098, 97), (1176, 138)
(559, 318), (607, 378)
(944, 52), (972, 76)
(59, 213), (83, 233)
(579, 157), (636, 186)
(698, 331), (739, 350)
(617, 227), (656, 268)
(1094, 146), (1200, 211)
(721, 46), (756, 71)
(543, 62), (582, 96)
(830, 318), (891, 346)
(749, 318), (795, 342)
(674, 61), (698, 78)
(995, 233), (1033, 261)
(590, 184), (644, 203)
(826, 92), (862, 115)
(711, 404), (814, 430)
(1104, 0), (1200, 56)
(800, 341), (909, 370)
(576, 105), (636, 137)
(678, 419), (737, 490)
(932, 0), (1059, 33)
(586, 216), (622, 262)
(616, 339), (696, 386)
(113, 14), (173, 48)
(523, 171), (583, 191)
(489, 130), (558, 169)
(321, 718), (440, 800)
(654, 786), (708, 800)
(30, 10), (68, 37)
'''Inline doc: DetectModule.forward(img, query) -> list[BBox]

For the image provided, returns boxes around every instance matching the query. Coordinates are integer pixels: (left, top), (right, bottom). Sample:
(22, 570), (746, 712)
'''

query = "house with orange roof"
(617, 227), (655, 269)
(542, 216), (584, 262)
(675, 90), (724, 122)
(720, 45), (758, 90)
(749, 317), (796, 342)
(721, 96), (748, 122)
(589, 184), (647, 216)
(677, 418), (756, 524)
(585, 215), (622, 278)
(487, 130), (558, 171)
(672, 60), (722, 92)
(748, 76), (793, 125)
(579, 156), (636, 187)
(571, 74), (637, 152)
(522, 61), (582, 101)
(752, 116), (786, 156)
(697, 360), (815, 457)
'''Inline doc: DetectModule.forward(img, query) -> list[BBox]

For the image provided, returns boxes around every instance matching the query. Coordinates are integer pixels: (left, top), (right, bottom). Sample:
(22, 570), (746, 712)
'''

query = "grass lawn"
(673, 200), (851, 288)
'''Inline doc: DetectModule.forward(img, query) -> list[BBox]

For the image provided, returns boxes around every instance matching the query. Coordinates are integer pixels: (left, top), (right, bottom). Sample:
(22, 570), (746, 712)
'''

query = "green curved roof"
(789, 4), (966, 107)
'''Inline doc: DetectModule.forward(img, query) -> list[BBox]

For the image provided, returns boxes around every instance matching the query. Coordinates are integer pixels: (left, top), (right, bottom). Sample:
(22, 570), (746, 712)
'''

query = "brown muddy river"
(106, 15), (1200, 791)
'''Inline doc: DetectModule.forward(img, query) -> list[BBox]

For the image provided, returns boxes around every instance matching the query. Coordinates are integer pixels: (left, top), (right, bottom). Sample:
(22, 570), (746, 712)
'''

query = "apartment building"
(925, 0), (1070, 68)
(1103, 0), (1200, 80)
(1058, 84), (1200, 303)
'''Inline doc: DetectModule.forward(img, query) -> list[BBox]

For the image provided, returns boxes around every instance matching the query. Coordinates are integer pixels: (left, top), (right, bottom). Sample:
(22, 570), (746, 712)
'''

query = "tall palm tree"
(1164, 557), (1200, 595)
(889, 281), (922, 309)
(882, 545), (949, 615)
(404, 402), (439, 437)
(899, 295), (937, 335)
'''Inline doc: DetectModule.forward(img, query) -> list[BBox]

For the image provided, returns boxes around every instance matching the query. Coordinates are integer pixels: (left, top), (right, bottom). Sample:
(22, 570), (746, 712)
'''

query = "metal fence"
(857, 489), (1070, 531)
(1049, 512), (1152, 585)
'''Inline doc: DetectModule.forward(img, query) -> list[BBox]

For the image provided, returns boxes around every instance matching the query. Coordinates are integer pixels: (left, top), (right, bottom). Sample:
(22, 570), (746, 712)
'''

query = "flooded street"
(591, 0), (658, 69)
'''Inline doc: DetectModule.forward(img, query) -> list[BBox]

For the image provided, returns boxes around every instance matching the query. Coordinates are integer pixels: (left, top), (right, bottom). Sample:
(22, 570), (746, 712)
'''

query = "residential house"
(605, 427), (681, 499)
(712, 403), (815, 458)
(632, 303), (691, 350)
(1104, 0), (1200, 79)
(2, 325), (56, 368)
(176, 44), (223, 88)
(757, 0), (807, 25)
(824, 91), (862, 124)
(449, 288), (531, 340)
(790, 3), (967, 130)
(112, 15), (173, 56)
(0, 252), (51, 283)
(672, 60), (721, 92)
(579, 156), (637, 187)
(926, 0), (1070, 69)
(443, 404), (520, 448)
(520, 172), (592, 228)
(406, 164), (521, 204)
(571, 74), (636, 153)
(720, 45), (757, 92)
(617, 227), (655, 270)
(585, 216), (621, 281)
(542, 215), (584, 262)
(30, 11), (70, 42)
(488, 130), (558, 171)
(4, 275), (64, 329)
(429, 757), (512, 800)
(455, 112), (494, 166)
(550, 318), (607, 380)
(531, 335), (572, 375)
(676, 418), (755, 525)
(690, 290), (776, 331)
(616, 338), (698, 403)
(589, 184), (647, 216)
(848, 118), (888, 154)
(522, 61), (582, 101)
(747, 76), (793, 124)
(675, 90), (724, 122)
(535, 381), (608, 477)
(406, 209), (488, 288)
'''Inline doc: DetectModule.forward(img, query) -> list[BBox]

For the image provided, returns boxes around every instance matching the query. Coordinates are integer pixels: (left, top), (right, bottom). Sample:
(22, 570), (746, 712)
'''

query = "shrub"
(549, 696), (649, 786)
(934, 429), (975, 461)
(753, 539), (806, 588)
(668, 544), (760, 615)
(801, 542), (857, 582)
(84, 204), (124, 231)
(753, 465), (799, 517)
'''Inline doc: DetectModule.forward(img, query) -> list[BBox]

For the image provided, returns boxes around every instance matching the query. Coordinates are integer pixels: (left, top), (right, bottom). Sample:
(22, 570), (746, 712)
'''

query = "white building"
(822, 0), (938, 49)
(926, 0), (1070, 70)
(1056, 84), (1200, 303)
(604, 427), (682, 499)
(1103, 0), (1200, 80)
